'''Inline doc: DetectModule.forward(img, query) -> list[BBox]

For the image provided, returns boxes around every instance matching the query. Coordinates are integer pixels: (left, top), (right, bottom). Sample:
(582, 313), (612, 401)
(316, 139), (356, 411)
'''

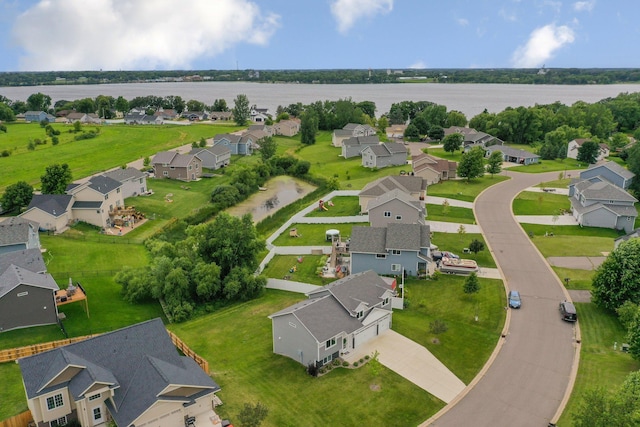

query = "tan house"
(332, 123), (377, 147)
(273, 119), (301, 136)
(152, 151), (202, 181)
(18, 318), (223, 427)
(19, 195), (74, 233)
(412, 153), (457, 184)
(367, 189), (426, 228)
(385, 124), (407, 140)
(358, 175), (428, 213)
(103, 167), (148, 199)
(66, 176), (124, 229)
(567, 138), (610, 162)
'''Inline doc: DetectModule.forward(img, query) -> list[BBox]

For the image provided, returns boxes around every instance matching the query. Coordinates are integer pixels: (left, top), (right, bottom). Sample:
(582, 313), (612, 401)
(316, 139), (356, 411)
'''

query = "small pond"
(225, 176), (316, 223)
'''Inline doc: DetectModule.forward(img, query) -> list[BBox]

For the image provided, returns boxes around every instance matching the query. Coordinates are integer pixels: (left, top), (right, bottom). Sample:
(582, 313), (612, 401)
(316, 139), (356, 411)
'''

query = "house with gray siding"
(103, 167), (148, 199)
(359, 175), (428, 213)
(18, 318), (222, 427)
(367, 189), (426, 227)
(152, 151), (202, 181)
(25, 111), (55, 123)
(578, 161), (634, 189)
(269, 270), (396, 368)
(569, 178), (638, 233)
(341, 136), (380, 158)
(0, 263), (59, 333)
(0, 217), (40, 255)
(332, 123), (377, 147)
(213, 133), (254, 155)
(484, 145), (540, 165)
(189, 145), (231, 170)
(361, 142), (407, 168)
(349, 223), (432, 277)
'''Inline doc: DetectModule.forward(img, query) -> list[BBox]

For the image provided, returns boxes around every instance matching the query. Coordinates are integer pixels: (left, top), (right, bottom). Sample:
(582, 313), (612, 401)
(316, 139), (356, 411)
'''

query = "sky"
(0, 0), (637, 72)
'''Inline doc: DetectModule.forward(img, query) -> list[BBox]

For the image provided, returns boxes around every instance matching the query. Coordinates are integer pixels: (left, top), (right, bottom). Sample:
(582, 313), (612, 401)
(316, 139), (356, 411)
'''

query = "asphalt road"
(431, 170), (579, 427)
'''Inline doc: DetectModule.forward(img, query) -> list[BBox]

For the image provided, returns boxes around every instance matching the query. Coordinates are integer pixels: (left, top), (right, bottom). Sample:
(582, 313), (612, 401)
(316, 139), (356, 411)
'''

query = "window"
(189, 165), (192, 170)
(104, 193), (108, 200)
(50, 416), (67, 427)
(383, 211), (391, 217)
(46, 393), (64, 410)
(391, 250), (401, 256)
(139, 178), (143, 184)
(170, 166), (175, 170)
(163, 171), (168, 177)
(376, 254), (387, 259)
(17, 291), (28, 297)
(391, 264), (401, 272)
(116, 188), (120, 193)
(88, 393), (100, 401)
(396, 215), (402, 220)
(93, 407), (102, 421)
(325, 338), (336, 349)
(383, 297), (390, 305)
(356, 311), (364, 319)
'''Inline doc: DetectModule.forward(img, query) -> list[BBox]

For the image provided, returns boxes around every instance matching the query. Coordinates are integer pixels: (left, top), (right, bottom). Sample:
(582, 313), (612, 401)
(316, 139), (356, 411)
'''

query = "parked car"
(508, 290), (521, 308)
(559, 301), (577, 322)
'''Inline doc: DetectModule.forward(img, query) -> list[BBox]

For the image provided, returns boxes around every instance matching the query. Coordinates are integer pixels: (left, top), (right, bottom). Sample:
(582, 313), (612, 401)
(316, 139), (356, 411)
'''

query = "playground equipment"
(289, 228), (300, 237)
(325, 229), (340, 242)
(318, 200), (328, 211)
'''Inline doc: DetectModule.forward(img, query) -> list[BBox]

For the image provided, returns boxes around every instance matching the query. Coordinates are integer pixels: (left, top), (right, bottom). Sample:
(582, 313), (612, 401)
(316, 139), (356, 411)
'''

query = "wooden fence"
(0, 411), (33, 427)
(166, 329), (209, 374)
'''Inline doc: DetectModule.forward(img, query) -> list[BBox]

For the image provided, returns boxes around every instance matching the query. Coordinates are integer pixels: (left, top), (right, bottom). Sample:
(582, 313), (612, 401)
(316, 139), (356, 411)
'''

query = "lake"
(2, 81), (639, 118)
(225, 176), (316, 223)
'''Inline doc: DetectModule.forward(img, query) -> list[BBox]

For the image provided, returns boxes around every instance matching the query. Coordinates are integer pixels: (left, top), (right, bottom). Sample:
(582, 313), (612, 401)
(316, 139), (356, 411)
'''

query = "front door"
(92, 406), (104, 425)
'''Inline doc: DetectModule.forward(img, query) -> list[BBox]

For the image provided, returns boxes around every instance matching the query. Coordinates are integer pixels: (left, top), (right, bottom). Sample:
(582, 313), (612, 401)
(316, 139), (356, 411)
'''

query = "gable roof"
(23, 194), (73, 217)
(584, 161), (635, 181)
(86, 175), (122, 195)
(359, 175), (428, 197)
(0, 248), (47, 275)
(349, 223), (431, 254)
(151, 151), (178, 164)
(0, 217), (37, 247)
(487, 145), (540, 159)
(18, 318), (219, 427)
(343, 135), (379, 147)
(0, 264), (59, 298)
(213, 133), (242, 144)
(575, 179), (638, 203)
(365, 142), (407, 157)
(366, 188), (423, 213)
(103, 167), (145, 183)
(412, 153), (457, 174)
(190, 145), (231, 157)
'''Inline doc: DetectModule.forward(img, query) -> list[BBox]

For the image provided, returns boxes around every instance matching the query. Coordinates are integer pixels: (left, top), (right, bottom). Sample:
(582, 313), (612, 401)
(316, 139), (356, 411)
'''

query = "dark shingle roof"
(366, 189), (423, 213)
(359, 175), (427, 197)
(18, 318), (219, 427)
(0, 248), (47, 274)
(0, 217), (35, 246)
(0, 265), (59, 298)
(72, 201), (103, 209)
(584, 161), (635, 181)
(349, 223), (431, 254)
(23, 194), (73, 217)
(103, 167), (145, 183)
(87, 175), (122, 195)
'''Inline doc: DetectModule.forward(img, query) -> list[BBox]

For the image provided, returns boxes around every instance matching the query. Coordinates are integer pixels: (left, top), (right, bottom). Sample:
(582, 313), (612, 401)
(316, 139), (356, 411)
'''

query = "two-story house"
(213, 133), (254, 156)
(0, 217), (41, 255)
(273, 119), (300, 136)
(103, 167), (147, 199)
(411, 153), (457, 184)
(269, 270), (396, 368)
(577, 161), (635, 189)
(152, 151), (202, 181)
(358, 175), (428, 213)
(341, 136), (380, 159)
(19, 195), (74, 233)
(366, 189), (426, 227)
(361, 142), (407, 168)
(18, 318), (222, 427)
(332, 123), (377, 147)
(567, 138), (610, 162)
(189, 145), (231, 170)
(66, 176), (124, 228)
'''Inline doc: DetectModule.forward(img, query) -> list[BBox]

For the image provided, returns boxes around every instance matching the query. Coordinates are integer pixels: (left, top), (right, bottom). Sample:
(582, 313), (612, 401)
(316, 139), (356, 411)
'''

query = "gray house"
(349, 222), (432, 277)
(332, 123), (377, 147)
(341, 136), (380, 158)
(569, 178), (638, 233)
(189, 145), (231, 170)
(367, 189), (426, 227)
(213, 133), (254, 155)
(152, 151), (202, 181)
(18, 318), (222, 427)
(484, 145), (540, 165)
(578, 161), (635, 189)
(269, 270), (396, 368)
(361, 142), (407, 168)
(359, 175), (428, 213)
(103, 167), (147, 199)
(25, 111), (55, 123)
(0, 263), (59, 333)
(0, 217), (40, 255)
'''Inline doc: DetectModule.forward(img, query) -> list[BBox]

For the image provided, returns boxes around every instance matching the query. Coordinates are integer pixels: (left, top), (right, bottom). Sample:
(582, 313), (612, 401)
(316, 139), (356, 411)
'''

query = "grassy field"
(427, 176), (509, 202)
(557, 303), (640, 426)
(431, 232), (497, 268)
(305, 196), (361, 217)
(521, 223), (619, 257)
(510, 158), (585, 174)
(261, 255), (330, 286)
(0, 122), (241, 192)
(168, 290), (444, 427)
(427, 203), (476, 224)
(271, 222), (368, 246)
(512, 191), (571, 215)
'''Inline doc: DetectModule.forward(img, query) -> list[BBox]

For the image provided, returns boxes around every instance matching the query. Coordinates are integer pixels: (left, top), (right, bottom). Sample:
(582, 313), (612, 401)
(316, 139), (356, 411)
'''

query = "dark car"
(559, 301), (578, 322)
(508, 290), (521, 309)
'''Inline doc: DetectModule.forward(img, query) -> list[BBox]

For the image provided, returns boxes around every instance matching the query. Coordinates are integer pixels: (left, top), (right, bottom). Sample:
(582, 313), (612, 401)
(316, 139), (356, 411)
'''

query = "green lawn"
(0, 363), (28, 420)
(271, 223), (368, 246)
(427, 176), (509, 202)
(305, 196), (361, 217)
(509, 158), (585, 174)
(557, 303), (640, 426)
(0, 122), (241, 192)
(550, 267), (596, 290)
(521, 224), (619, 258)
(512, 191), (571, 215)
(168, 290), (443, 427)
(534, 178), (571, 188)
(431, 232), (497, 268)
(261, 255), (331, 286)
(394, 275), (506, 384)
(427, 203), (476, 224)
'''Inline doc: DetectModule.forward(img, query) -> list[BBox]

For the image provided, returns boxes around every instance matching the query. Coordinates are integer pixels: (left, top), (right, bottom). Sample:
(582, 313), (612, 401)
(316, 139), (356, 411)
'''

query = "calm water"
(2, 81), (639, 118)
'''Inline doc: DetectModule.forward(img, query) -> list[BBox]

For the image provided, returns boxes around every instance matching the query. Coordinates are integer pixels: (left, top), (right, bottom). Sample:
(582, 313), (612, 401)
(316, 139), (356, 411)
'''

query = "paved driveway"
(343, 330), (466, 404)
(430, 171), (580, 427)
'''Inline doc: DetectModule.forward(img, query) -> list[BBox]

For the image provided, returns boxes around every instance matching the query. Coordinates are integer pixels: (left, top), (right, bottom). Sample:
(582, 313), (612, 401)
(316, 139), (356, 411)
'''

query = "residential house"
(366, 189), (426, 227)
(189, 145), (231, 170)
(25, 111), (55, 123)
(153, 109), (178, 120)
(385, 124), (408, 140)
(152, 151), (202, 181)
(349, 222), (432, 277)
(66, 176), (124, 228)
(444, 126), (502, 148)
(249, 107), (271, 123)
(247, 124), (274, 137)
(0, 217), (40, 255)
(484, 145), (540, 165)
(65, 112), (101, 124)
(182, 111), (208, 121)
(578, 161), (635, 189)
(411, 153), (457, 184)
(359, 175), (428, 213)
(103, 167), (148, 199)
(124, 113), (163, 125)
(269, 270), (396, 367)
(614, 229), (640, 249)
(0, 262), (59, 333)
(341, 135), (380, 159)
(213, 133), (254, 156)
(273, 119), (300, 136)
(569, 178), (638, 233)
(567, 138), (610, 162)
(209, 111), (232, 121)
(19, 195), (74, 233)
(361, 142), (408, 168)
(332, 123), (377, 147)
(18, 318), (222, 427)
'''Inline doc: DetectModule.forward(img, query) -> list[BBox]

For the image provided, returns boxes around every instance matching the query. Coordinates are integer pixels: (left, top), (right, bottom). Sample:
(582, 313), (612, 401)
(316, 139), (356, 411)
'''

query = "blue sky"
(0, 0), (637, 72)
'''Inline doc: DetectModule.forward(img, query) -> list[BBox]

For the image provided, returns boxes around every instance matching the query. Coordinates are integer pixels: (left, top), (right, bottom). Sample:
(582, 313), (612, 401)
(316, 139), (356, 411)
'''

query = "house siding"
(119, 177), (147, 198)
(578, 208), (619, 230)
(72, 206), (109, 228)
(351, 251), (423, 277)
(579, 167), (629, 189)
(0, 284), (58, 332)
(367, 151), (407, 168)
(369, 201), (423, 228)
(20, 210), (71, 233)
(272, 313), (320, 367)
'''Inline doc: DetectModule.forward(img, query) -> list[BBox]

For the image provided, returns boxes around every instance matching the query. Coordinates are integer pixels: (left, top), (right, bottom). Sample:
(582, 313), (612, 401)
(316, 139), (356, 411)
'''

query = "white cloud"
(573, 0), (596, 12)
(456, 17), (469, 27)
(409, 60), (426, 69)
(330, 0), (393, 34)
(11, 0), (281, 71)
(511, 23), (575, 68)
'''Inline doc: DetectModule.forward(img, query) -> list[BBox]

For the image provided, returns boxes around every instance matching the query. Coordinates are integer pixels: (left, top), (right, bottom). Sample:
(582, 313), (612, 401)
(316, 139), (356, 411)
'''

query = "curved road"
(432, 170), (579, 427)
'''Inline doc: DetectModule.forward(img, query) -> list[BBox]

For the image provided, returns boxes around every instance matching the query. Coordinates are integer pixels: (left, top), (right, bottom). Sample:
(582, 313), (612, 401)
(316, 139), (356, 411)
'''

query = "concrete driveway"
(343, 330), (466, 404)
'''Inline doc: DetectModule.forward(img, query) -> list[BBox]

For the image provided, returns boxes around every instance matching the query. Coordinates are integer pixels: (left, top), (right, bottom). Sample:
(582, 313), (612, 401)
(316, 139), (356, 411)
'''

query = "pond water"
(225, 175), (316, 223)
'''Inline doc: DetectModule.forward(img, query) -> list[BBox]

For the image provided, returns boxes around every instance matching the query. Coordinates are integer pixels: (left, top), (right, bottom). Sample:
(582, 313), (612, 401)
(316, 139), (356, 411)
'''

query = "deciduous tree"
(457, 147), (485, 181)
(592, 239), (640, 311)
(40, 163), (72, 194)
(232, 94), (251, 126)
(26, 92), (52, 112)
(259, 136), (277, 160)
(442, 133), (463, 153)
(486, 150), (503, 176)
(1, 181), (33, 213)
(468, 239), (485, 255)
(577, 139), (601, 164)
(300, 110), (318, 145)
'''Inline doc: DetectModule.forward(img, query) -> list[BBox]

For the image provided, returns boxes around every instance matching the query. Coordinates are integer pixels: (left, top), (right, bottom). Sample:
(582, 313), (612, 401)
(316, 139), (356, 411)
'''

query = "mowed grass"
(169, 290), (443, 427)
(427, 176), (509, 202)
(557, 303), (640, 425)
(0, 122), (241, 192)
(304, 196), (361, 217)
(522, 224), (618, 257)
(510, 158), (585, 174)
(512, 191), (571, 215)
(271, 223), (368, 246)
(427, 203), (476, 224)
(550, 267), (596, 290)
(261, 255), (331, 286)
(0, 363), (28, 420)
(431, 232), (497, 268)
(394, 275), (506, 384)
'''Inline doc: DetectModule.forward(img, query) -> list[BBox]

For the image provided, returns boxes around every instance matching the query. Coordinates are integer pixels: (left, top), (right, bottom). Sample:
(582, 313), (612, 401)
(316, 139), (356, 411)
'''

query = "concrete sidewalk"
(515, 214), (577, 225)
(343, 330), (466, 404)
(426, 196), (473, 209)
(266, 278), (320, 294)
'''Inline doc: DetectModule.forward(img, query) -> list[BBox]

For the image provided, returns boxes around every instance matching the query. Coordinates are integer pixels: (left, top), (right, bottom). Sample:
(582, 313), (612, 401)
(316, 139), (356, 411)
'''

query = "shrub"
(306, 363), (319, 377)
(1, 149), (10, 157)
(359, 358), (364, 364)
(342, 361), (349, 367)
(353, 361), (359, 367)
(364, 355), (370, 360)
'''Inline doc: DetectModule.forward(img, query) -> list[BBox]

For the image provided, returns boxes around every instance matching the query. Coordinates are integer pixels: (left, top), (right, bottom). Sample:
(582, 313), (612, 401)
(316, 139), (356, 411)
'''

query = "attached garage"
(353, 309), (392, 348)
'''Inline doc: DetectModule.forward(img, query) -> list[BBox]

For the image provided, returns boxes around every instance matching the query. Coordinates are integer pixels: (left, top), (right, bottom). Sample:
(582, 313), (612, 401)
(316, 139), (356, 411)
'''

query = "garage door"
(378, 316), (390, 333)
(354, 323), (378, 348)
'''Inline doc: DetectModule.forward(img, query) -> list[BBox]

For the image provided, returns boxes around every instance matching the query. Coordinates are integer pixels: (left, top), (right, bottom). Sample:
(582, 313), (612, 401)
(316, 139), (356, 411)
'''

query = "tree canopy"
(592, 239), (640, 311)
(40, 163), (72, 194)
(442, 133), (463, 153)
(232, 94), (251, 126)
(1, 181), (33, 213)
(457, 147), (486, 181)
(576, 140), (601, 164)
